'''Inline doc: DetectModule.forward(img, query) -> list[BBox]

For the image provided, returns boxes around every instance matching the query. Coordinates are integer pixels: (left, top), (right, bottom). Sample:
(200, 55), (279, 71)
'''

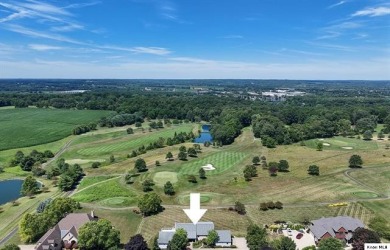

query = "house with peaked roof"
(157, 222), (232, 249)
(309, 216), (364, 244)
(35, 212), (97, 250)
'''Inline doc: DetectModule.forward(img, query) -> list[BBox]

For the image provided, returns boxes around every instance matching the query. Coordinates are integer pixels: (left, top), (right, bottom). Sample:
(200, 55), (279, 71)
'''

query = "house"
(35, 212), (96, 250)
(309, 216), (364, 244)
(157, 222), (232, 249)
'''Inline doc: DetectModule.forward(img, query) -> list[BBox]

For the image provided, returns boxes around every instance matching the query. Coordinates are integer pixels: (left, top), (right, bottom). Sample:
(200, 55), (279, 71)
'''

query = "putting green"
(352, 192), (379, 199)
(305, 136), (377, 151)
(99, 197), (137, 207)
(153, 171), (178, 186)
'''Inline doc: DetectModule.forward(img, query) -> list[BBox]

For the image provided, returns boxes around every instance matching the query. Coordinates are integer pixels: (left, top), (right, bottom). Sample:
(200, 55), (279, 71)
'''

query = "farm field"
(0, 108), (110, 151)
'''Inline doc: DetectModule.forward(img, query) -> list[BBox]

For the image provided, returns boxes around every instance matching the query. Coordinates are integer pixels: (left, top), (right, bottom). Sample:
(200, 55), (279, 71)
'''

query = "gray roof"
(309, 216), (364, 239)
(175, 223), (197, 239)
(216, 230), (232, 243)
(158, 231), (175, 245)
(196, 222), (215, 236)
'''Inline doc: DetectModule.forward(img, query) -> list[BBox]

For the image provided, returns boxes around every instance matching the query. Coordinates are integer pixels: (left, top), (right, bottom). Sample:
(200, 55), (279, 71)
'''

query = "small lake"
(0, 179), (23, 205)
(194, 124), (213, 143)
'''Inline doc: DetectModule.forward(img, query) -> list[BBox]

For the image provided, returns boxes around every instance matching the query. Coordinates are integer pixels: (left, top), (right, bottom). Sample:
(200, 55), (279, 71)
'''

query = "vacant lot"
(0, 108), (109, 150)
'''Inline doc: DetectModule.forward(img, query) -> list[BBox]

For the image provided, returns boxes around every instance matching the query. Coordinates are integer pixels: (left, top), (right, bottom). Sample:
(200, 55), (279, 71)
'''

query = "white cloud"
(352, 6), (390, 17)
(327, 1), (347, 9)
(28, 44), (63, 51)
(130, 47), (172, 55)
(51, 23), (84, 32)
(221, 35), (244, 39)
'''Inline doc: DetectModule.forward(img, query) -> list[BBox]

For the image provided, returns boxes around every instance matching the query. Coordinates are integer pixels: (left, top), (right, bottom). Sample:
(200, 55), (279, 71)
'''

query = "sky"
(0, 0), (389, 79)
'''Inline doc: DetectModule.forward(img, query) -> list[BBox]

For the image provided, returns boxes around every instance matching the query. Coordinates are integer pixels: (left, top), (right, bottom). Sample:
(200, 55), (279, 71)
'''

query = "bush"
(91, 162), (101, 168)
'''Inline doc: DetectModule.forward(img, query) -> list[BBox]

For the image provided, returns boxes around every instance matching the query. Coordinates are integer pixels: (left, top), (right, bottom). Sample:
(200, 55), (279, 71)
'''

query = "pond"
(0, 179), (23, 205)
(194, 124), (213, 143)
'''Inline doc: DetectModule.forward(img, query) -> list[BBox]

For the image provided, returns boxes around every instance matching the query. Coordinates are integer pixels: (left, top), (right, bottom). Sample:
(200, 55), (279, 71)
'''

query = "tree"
(349, 155), (363, 168)
(268, 162), (278, 176)
(187, 147), (197, 157)
(252, 156), (260, 165)
(206, 230), (219, 247)
(178, 151), (187, 161)
(135, 158), (147, 172)
(363, 130), (373, 140)
(110, 155), (115, 163)
(126, 127), (134, 134)
(243, 165), (257, 181)
(155, 160), (160, 166)
(378, 131), (385, 140)
(259, 203), (268, 211)
(235, 201), (246, 215)
(164, 181), (175, 195)
(317, 141), (323, 151)
(278, 160), (289, 172)
(267, 201), (275, 209)
(275, 201), (283, 209)
(167, 228), (187, 250)
(166, 152), (174, 161)
(21, 176), (38, 196)
(135, 122), (142, 128)
(351, 228), (380, 250)
(78, 219), (120, 250)
(124, 234), (148, 250)
(142, 179), (154, 192)
(246, 224), (268, 250)
(302, 246), (316, 250)
(0, 244), (20, 250)
(58, 175), (74, 191)
(187, 175), (197, 183)
(91, 162), (101, 168)
(308, 165), (320, 175)
(138, 193), (162, 216)
(199, 168), (206, 179)
(179, 145), (186, 152)
(272, 236), (296, 250)
(318, 238), (343, 250)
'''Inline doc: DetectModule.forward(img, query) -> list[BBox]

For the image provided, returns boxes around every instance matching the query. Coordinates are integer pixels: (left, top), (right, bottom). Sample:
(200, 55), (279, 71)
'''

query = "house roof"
(196, 222), (214, 235)
(216, 230), (231, 243)
(36, 213), (95, 250)
(158, 230), (175, 245)
(309, 216), (364, 240)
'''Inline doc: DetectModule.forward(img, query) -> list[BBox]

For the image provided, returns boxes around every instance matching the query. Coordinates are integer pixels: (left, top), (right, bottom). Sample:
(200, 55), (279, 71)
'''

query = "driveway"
(233, 237), (249, 250)
(282, 229), (315, 250)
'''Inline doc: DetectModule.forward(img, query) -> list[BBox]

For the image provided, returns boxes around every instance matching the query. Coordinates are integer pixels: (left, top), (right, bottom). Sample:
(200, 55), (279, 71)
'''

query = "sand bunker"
(342, 146), (353, 150)
(202, 163), (215, 171)
(319, 139), (324, 141)
(323, 143), (331, 146)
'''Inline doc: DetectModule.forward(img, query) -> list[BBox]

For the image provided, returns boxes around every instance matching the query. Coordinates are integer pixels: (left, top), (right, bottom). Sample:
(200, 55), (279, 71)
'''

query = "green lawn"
(76, 175), (118, 190)
(178, 151), (247, 176)
(305, 136), (378, 151)
(0, 108), (110, 150)
(72, 178), (140, 207)
(74, 124), (194, 156)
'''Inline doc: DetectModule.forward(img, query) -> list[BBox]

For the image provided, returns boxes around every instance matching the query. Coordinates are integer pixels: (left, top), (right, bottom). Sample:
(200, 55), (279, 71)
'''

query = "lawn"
(76, 175), (118, 190)
(70, 124), (194, 156)
(348, 166), (390, 196)
(178, 151), (247, 176)
(361, 200), (390, 224)
(0, 108), (110, 151)
(305, 136), (378, 151)
(72, 178), (140, 207)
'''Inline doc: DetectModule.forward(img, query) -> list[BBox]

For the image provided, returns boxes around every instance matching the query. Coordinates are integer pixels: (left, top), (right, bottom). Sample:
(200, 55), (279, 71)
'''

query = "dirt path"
(41, 138), (75, 169)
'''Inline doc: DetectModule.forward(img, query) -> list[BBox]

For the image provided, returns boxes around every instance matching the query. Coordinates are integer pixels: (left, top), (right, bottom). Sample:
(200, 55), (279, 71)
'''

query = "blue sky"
(0, 0), (389, 79)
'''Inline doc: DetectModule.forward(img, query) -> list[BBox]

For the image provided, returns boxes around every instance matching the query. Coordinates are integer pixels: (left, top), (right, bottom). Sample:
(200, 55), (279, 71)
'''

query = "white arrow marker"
(183, 193), (207, 224)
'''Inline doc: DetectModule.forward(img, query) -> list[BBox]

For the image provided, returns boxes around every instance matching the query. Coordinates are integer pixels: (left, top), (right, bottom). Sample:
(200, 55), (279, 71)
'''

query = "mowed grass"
(305, 136), (378, 151)
(178, 151), (247, 176)
(348, 166), (390, 196)
(76, 175), (118, 190)
(72, 178), (139, 206)
(78, 207), (142, 243)
(361, 200), (390, 224)
(0, 108), (110, 150)
(74, 124), (194, 156)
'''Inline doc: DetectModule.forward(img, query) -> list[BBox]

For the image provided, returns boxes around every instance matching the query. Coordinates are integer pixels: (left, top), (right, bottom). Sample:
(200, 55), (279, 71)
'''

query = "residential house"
(35, 212), (96, 250)
(309, 216), (364, 244)
(157, 222), (232, 249)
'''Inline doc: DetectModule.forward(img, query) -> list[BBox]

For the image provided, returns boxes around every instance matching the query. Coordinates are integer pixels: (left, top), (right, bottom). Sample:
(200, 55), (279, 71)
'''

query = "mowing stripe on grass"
(77, 125), (193, 156)
(178, 151), (247, 176)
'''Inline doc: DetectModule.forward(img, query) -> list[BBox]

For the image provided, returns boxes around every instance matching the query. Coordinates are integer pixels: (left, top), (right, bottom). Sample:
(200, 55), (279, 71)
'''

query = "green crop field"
(0, 108), (110, 150)
(178, 151), (247, 176)
(73, 124), (194, 156)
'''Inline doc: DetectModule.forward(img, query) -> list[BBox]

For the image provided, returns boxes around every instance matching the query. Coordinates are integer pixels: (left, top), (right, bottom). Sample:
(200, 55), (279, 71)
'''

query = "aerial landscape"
(0, 1), (389, 250)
